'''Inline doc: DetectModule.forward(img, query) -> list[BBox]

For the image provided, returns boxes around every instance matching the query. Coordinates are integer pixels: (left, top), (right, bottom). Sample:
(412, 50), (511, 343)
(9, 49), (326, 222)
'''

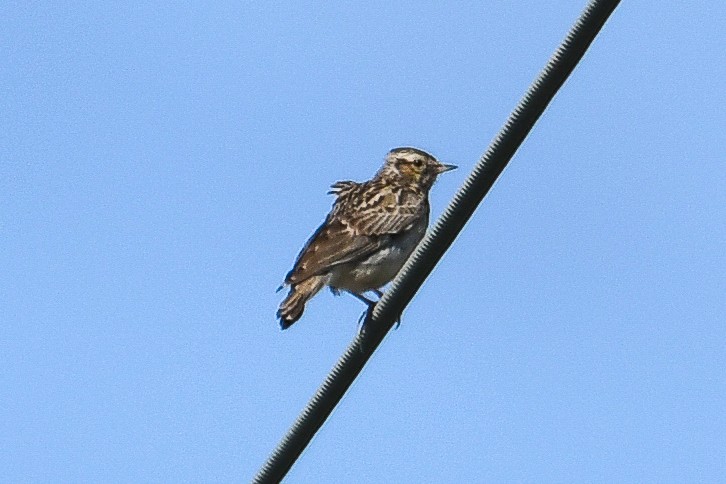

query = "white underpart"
(327, 219), (426, 294)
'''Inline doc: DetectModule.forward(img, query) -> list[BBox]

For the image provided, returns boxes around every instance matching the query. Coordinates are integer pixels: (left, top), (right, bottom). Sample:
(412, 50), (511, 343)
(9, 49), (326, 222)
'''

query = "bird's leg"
(359, 289), (402, 330)
(375, 289), (402, 329)
(346, 291), (376, 333)
(347, 291), (377, 307)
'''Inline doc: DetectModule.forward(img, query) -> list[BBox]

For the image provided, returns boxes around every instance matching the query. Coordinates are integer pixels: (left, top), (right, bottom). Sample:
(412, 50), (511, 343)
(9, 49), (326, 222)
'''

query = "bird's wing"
(284, 216), (384, 284)
(284, 182), (426, 285)
(342, 181), (427, 236)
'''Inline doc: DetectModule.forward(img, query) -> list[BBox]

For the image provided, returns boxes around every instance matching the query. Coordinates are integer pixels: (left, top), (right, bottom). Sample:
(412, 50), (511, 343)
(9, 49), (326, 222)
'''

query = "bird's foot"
(350, 290), (403, 331)
(370, 290), (401, 329)
(356, 306), (373, 334)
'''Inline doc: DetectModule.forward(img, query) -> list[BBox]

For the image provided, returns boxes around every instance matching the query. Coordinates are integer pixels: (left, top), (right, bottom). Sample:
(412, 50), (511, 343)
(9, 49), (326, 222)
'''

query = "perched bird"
(277, 147), (456, 329)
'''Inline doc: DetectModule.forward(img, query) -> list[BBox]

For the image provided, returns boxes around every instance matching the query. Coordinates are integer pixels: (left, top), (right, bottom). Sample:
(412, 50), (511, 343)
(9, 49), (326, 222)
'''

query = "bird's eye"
(412, 159), (424, 168)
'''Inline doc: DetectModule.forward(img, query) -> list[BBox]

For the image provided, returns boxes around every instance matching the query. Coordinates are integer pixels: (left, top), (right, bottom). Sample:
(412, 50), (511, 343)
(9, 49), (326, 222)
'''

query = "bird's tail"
(277, 276), (325, 329)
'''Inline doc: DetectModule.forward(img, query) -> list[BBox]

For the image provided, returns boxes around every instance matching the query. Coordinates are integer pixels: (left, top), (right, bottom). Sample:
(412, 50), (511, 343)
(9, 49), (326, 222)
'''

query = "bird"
(277, 147), (456, 329)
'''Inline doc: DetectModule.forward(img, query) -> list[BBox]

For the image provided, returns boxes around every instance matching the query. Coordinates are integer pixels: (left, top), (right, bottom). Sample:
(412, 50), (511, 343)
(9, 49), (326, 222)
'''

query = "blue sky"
(2, 1), (725, 482)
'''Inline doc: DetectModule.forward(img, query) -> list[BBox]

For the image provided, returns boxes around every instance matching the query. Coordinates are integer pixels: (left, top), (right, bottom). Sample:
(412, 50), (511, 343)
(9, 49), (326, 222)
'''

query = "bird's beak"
(436, 163), (458, 174)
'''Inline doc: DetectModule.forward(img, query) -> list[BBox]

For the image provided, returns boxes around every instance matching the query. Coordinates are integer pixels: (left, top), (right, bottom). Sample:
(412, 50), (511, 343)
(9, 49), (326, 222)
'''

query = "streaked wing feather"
(285, 182), (426, 285)
(285, 218), (385, 284)
(350, 203), (421, 235)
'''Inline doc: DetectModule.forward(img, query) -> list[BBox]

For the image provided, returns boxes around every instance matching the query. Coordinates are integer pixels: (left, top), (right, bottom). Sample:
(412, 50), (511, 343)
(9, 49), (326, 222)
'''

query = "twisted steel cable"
(254, 1), (621, 481)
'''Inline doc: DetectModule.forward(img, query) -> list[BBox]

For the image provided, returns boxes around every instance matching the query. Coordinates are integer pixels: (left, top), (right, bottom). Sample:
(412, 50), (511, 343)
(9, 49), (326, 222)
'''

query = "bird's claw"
(352, 290), (403, 331)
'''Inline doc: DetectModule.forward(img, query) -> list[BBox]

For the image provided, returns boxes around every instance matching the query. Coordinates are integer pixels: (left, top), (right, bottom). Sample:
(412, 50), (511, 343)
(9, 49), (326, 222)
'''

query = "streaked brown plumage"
(277, 147), (456, 329)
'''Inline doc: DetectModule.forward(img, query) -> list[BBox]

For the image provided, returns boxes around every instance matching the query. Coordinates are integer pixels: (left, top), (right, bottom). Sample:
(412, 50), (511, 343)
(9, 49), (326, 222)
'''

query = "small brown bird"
(277, 147), (456, 329)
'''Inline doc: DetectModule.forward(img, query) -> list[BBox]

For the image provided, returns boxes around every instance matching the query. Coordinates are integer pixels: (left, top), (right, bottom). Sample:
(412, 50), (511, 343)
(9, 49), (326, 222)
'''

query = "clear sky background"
(2, 2), (725, 482)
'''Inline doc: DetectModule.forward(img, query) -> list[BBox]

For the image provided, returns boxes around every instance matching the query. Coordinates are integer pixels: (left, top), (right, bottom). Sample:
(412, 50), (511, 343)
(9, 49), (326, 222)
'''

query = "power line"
(253, 0), (621, 482)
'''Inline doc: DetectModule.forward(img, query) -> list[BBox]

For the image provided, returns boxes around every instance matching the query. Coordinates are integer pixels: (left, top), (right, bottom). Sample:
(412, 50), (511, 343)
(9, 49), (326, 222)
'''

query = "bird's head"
(377, 147), (456, 190)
